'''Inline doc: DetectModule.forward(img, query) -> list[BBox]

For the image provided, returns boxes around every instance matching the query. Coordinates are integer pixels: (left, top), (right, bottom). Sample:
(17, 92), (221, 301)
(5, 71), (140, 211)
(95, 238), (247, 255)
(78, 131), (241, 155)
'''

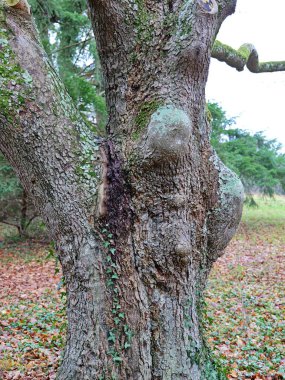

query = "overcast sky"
(206, 0), (285, 151)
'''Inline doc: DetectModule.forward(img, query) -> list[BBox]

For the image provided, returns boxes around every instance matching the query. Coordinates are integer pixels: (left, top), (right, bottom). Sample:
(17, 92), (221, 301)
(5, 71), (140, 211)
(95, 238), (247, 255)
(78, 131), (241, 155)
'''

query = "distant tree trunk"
(0, 1), (244, 379)
(18, 190), (27, 235)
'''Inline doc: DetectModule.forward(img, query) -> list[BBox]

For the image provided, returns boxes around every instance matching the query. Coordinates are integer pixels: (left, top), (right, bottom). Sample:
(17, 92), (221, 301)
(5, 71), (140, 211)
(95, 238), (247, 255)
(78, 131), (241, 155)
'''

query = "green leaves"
(99, 226), (133, 373)
(209, 102), (285, 196)
(29, 0), (107, 132)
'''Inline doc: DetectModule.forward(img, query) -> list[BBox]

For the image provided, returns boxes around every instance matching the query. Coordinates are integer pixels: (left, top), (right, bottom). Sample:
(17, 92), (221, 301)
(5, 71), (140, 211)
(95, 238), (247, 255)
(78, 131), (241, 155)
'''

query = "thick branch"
(212, 40), (285, 73)
(0, 3), (102, 246)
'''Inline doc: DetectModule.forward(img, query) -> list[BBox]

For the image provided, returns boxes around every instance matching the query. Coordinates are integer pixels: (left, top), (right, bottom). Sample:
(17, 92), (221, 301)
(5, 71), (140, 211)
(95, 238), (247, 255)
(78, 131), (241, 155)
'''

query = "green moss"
(130, 51), (138, 64)
(0, 27), (33, 122)
(213, 40), (235, 56)
(214, 40), (249, 64)
(237, 45), (249, 60)
(163, 11), (177, 35)
(178, 17), (192, 37)
(134, 0), (154, 43)
(132, 100), (161, 140)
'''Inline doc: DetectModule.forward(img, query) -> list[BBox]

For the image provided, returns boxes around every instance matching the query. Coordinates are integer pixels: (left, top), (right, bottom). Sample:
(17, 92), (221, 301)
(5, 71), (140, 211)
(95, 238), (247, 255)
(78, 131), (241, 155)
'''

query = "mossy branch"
(4, 0), (30, 14)
(212, 40), (285, 73)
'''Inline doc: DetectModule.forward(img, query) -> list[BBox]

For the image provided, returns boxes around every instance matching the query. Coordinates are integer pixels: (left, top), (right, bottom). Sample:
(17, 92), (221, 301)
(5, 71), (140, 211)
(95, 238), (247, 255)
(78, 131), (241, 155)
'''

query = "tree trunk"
(18, 190), (27, 235)
(0, 1), (243, 379)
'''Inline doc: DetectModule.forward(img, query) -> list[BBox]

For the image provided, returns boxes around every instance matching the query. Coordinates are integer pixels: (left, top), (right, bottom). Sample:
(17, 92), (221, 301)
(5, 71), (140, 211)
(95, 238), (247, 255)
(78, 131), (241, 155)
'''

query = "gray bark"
(0, 1), (247, 379)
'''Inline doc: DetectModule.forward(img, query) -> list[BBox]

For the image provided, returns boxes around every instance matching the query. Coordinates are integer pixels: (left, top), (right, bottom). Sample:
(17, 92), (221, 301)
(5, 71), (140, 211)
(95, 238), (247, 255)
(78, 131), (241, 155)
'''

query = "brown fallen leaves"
(205, 221), (285, 380)
(1, 218), (285, 379)
(0, 242), (63, 380)
(0, 247), (61, 305)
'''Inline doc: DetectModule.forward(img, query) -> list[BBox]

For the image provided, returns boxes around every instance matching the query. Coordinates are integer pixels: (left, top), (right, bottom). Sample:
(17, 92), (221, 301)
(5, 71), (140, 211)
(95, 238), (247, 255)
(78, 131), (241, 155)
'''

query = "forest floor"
(0, 196), (284, 380)
(204, 196), (285, 379)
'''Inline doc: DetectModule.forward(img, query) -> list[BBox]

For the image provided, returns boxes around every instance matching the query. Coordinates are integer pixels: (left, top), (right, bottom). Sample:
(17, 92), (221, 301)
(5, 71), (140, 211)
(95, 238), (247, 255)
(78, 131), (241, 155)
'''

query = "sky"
(206, 0), (285, 152)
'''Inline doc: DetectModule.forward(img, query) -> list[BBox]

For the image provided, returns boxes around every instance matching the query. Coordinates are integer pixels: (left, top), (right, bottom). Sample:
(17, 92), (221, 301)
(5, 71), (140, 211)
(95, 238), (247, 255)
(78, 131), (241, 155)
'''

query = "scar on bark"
(96, 141), (131, 236)
(5, 0), (30, 14)
(96, 146), (109, 218)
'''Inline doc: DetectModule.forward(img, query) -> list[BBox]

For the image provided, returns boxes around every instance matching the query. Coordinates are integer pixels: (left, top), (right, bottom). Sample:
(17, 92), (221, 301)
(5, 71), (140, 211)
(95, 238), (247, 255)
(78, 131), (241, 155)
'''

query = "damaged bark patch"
(100, 140), (132, 238)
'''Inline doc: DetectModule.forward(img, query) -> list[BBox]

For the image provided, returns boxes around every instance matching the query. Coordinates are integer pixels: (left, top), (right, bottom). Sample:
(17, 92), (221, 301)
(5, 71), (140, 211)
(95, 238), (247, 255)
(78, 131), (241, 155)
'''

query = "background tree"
(29, 0), (107, 130)
(209, 102), (285, 196)
(1, 0), (285, 379)
(0, 152), (38, 236)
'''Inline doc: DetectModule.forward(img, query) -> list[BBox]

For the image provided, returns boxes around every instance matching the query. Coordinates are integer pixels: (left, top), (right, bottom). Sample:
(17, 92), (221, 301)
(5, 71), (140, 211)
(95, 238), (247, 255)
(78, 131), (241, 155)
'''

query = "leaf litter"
(0, 206), (284, 379)
(204, 221), (285, 380)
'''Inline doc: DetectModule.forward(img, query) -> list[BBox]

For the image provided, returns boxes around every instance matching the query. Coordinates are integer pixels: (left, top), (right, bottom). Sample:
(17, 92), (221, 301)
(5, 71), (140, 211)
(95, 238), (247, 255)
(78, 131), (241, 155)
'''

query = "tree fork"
(0, 0), (245, 378)
(1, 0), (270, 379)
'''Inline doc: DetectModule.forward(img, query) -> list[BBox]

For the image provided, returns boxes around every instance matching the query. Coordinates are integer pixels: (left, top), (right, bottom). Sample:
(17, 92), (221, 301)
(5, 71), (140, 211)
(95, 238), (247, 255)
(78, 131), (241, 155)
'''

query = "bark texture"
(0, 0), (248, 379)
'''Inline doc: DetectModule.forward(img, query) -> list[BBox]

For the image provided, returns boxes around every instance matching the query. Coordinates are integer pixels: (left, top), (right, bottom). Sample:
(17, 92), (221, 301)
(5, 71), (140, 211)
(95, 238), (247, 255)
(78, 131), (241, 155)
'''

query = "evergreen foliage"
(209, 102), (285, 196)
(29, 0), (107, 131)
(0, 153), (37, 236)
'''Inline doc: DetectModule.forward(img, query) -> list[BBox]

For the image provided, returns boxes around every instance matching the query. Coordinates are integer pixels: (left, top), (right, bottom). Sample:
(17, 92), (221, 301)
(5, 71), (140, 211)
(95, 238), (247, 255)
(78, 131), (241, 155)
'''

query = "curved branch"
(212, 40), (285, 73)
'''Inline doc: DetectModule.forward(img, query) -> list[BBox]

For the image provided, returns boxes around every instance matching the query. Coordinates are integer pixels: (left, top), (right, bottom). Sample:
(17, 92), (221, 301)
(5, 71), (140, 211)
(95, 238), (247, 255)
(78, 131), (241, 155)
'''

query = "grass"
(243, 195), (285, 224)
(241, 196), (285, 243)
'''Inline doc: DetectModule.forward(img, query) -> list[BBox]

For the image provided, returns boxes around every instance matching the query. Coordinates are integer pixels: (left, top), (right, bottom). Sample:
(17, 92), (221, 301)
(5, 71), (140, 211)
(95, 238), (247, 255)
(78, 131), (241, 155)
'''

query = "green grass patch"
(242, 195), (285, 227)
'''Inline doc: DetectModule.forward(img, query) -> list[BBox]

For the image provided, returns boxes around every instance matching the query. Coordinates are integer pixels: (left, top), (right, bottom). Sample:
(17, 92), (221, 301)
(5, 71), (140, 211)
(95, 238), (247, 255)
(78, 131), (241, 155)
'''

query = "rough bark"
(0, 0), (248, 379)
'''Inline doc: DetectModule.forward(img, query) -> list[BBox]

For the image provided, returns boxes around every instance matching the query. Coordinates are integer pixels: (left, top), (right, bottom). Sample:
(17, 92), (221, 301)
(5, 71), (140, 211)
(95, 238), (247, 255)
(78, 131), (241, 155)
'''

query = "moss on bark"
(0, 27), (33, 122)
(132, 100), (161, 140)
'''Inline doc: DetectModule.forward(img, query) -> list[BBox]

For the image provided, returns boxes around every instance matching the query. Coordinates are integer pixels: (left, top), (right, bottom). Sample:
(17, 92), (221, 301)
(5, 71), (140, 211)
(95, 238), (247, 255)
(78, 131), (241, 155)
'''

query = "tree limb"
(0, 4), (102, 245)
(0, 218), (19, 229)
(212, 40), (285, 73)
(25, 214), (38, 229)
(48, 37), (93, 56)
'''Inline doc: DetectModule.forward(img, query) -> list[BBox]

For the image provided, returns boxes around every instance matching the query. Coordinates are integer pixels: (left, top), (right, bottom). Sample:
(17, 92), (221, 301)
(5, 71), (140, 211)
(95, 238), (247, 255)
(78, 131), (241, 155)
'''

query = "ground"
(204, 196), (285, 379)
(0, 196), (284, 380)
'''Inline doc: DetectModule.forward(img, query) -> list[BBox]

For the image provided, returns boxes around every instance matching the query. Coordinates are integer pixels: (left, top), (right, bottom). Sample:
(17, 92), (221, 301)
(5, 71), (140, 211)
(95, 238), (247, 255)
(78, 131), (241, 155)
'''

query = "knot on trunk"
(137, 105), (192, 165)
(206, 154), (244, 261)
